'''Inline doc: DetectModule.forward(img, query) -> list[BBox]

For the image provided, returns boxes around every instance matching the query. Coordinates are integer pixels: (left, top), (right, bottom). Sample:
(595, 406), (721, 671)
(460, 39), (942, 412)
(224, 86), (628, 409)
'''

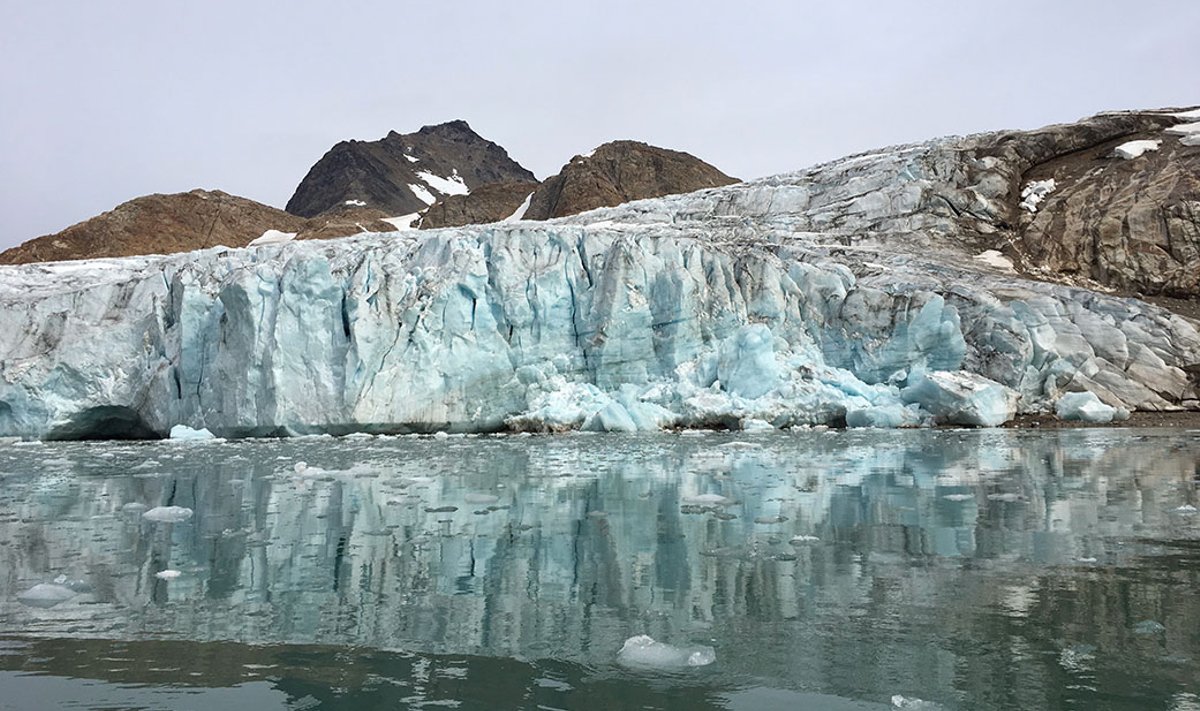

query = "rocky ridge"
(522, 141), (738, 221)
(419, 181), (540, 229)
(0, 190), (399, 265)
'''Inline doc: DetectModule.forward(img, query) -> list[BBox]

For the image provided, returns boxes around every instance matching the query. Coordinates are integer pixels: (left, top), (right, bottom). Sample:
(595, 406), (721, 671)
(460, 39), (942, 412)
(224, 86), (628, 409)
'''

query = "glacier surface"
(2, 120), (1199, 439)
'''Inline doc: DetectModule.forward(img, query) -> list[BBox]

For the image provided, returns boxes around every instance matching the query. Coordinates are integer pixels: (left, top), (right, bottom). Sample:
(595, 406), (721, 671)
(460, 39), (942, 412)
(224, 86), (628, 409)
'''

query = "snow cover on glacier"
(1, 115), (1198, 439)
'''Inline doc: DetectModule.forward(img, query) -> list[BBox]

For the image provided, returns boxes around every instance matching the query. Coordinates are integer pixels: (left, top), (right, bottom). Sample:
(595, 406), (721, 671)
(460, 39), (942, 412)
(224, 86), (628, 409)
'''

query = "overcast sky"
(1, 0), (1197, 250)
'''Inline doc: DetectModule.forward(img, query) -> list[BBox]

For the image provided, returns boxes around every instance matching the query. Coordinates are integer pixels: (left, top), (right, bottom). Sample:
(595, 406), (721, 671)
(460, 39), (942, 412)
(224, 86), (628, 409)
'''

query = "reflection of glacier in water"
(1, 428), (1200, 709)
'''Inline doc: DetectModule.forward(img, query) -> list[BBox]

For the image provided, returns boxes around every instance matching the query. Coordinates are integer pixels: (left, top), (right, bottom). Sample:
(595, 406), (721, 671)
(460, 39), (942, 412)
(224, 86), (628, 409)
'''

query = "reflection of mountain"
(1, 430), (1199, 709)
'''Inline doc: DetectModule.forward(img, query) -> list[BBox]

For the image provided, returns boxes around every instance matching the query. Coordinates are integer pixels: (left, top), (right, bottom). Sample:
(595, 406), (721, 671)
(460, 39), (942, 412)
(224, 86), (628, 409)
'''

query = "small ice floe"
(617, 635), (716, 668)
(1172, 504), (1198, 515)
(740, 418), (775, 431)
(1112, 139), (1161, 160)
(941, 493), (975, 502)
(121, 502), (148, 513)
(682, 493), (734, 506)
(987, 492), (1021, 502)
(16, 583), (76, 609)
(142, 506), (194, 523)
(717, 441), (763, 450)
(464, 493), (500, 505)
(155, 570), (182, 580)
(891, 695), (946, 709)
(169, 424), (215, 441)
(1076, 557), (1098, 564)
(753, 515), (788, 525)
(1132, 620), (1166, 635)
(1019, 179), (1057, 213)
(789, 534), (820, 544)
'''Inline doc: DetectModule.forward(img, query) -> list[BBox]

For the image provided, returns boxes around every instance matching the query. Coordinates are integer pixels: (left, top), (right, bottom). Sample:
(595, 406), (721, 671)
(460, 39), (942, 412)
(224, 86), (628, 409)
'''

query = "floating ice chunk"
(1132, 620), (1165, 635)
(155, 570), (182, 580)
(169, 424), (215, 440)
(740, 418), (774, 431)
(1112, 139), (1161, 159)
(121, 502), (148, 513)
(941, 493), (975, 502)
(683, 493), (734, 506)
(17, 583), (76, 608)
(464, 493), (500, 505)
(789, 534), (820, 544)
(900, 370), (1017, 427)
(1173, 504), (1198, 514)
(248, 229), (297, 247)
(1019, 179), (1056, 213)
(891, 696), (946, 710)
(142, 506), (194, 523)
(973, 249), (1016, 273)
(1055, 392), (1116, 423)
(617, 635), (716, 668)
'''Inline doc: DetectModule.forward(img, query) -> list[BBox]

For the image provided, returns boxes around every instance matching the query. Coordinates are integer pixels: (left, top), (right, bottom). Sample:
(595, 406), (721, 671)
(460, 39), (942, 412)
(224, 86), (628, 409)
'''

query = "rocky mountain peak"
(285, 121), (534, 219)
(522, 140), (738, 221)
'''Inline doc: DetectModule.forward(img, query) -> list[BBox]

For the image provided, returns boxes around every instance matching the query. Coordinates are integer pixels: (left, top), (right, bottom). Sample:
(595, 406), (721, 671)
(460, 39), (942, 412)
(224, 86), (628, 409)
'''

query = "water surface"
(1, 429), (1198, 709)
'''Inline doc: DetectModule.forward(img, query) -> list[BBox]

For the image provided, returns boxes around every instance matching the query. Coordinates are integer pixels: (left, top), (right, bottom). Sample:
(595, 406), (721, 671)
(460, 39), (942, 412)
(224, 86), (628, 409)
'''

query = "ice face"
(1, 124), (1198, 438)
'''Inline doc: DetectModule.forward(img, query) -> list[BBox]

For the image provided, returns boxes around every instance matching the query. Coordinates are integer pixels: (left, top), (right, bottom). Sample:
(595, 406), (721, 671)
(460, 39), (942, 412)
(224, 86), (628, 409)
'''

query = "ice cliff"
(2, 109), (1199, 439)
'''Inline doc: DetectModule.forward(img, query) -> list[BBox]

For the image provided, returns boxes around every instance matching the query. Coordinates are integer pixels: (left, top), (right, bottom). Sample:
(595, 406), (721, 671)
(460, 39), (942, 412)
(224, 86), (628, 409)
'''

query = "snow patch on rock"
(1019, 179), (1056, 213)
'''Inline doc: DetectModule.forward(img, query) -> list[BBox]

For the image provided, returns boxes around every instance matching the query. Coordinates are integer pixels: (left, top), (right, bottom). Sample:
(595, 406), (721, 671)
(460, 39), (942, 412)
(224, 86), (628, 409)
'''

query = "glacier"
(2, 114), (1199, 439)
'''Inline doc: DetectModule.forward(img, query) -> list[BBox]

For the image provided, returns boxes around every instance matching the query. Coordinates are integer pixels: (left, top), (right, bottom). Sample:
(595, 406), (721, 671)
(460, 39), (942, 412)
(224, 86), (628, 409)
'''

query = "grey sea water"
(0, 428), (1198, 710)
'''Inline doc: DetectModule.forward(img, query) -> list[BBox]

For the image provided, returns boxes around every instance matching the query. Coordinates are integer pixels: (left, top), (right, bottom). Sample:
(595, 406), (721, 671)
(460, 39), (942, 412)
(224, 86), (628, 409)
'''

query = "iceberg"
(617, 635), (716, 668)
(1, 114), (1198, 439)
(1054, 392), (1118, 424)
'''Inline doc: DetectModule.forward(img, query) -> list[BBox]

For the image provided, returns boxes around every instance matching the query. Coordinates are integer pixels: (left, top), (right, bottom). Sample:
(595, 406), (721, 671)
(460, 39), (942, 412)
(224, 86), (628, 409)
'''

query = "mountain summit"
(285, 120), (535, 219)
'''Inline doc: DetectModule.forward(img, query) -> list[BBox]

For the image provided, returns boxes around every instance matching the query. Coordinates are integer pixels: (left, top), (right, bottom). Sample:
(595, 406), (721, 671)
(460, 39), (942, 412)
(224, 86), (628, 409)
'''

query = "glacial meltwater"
(0, 429), (1198, 710)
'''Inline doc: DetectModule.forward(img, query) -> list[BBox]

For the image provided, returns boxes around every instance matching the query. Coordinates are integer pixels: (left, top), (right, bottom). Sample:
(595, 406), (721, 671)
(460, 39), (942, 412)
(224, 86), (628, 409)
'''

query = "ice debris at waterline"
(617, 635), (716, 668)
(2, 112), (1199, 439)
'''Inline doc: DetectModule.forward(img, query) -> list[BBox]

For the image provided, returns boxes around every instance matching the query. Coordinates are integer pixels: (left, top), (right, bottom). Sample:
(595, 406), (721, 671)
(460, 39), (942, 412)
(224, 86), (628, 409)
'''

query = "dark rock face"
(0, 191), (403, 265)
(285, 120), (535, 219)
(522, 141), (738, 221)
(0, 190), (309, 264)
(420, 181), (539, 229)
(999, 113), (1200, 297)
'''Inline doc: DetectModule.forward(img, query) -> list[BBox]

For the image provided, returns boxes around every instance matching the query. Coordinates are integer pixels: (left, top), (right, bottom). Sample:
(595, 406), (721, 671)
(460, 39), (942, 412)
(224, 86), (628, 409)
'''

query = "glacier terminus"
(2, 110), (1198, 439)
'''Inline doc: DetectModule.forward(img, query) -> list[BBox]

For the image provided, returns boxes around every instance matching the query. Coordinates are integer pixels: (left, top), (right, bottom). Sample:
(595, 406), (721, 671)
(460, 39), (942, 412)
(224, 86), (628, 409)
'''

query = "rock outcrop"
(0, 191), (403, 265)
(522, 141), (738, 220)
(285, 120), (535, 219)
(0, 190), (308, 264)
(1, 109), (1198, 439)
(1006, 110), (1200, 297)
(420, 181), (539, 229)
